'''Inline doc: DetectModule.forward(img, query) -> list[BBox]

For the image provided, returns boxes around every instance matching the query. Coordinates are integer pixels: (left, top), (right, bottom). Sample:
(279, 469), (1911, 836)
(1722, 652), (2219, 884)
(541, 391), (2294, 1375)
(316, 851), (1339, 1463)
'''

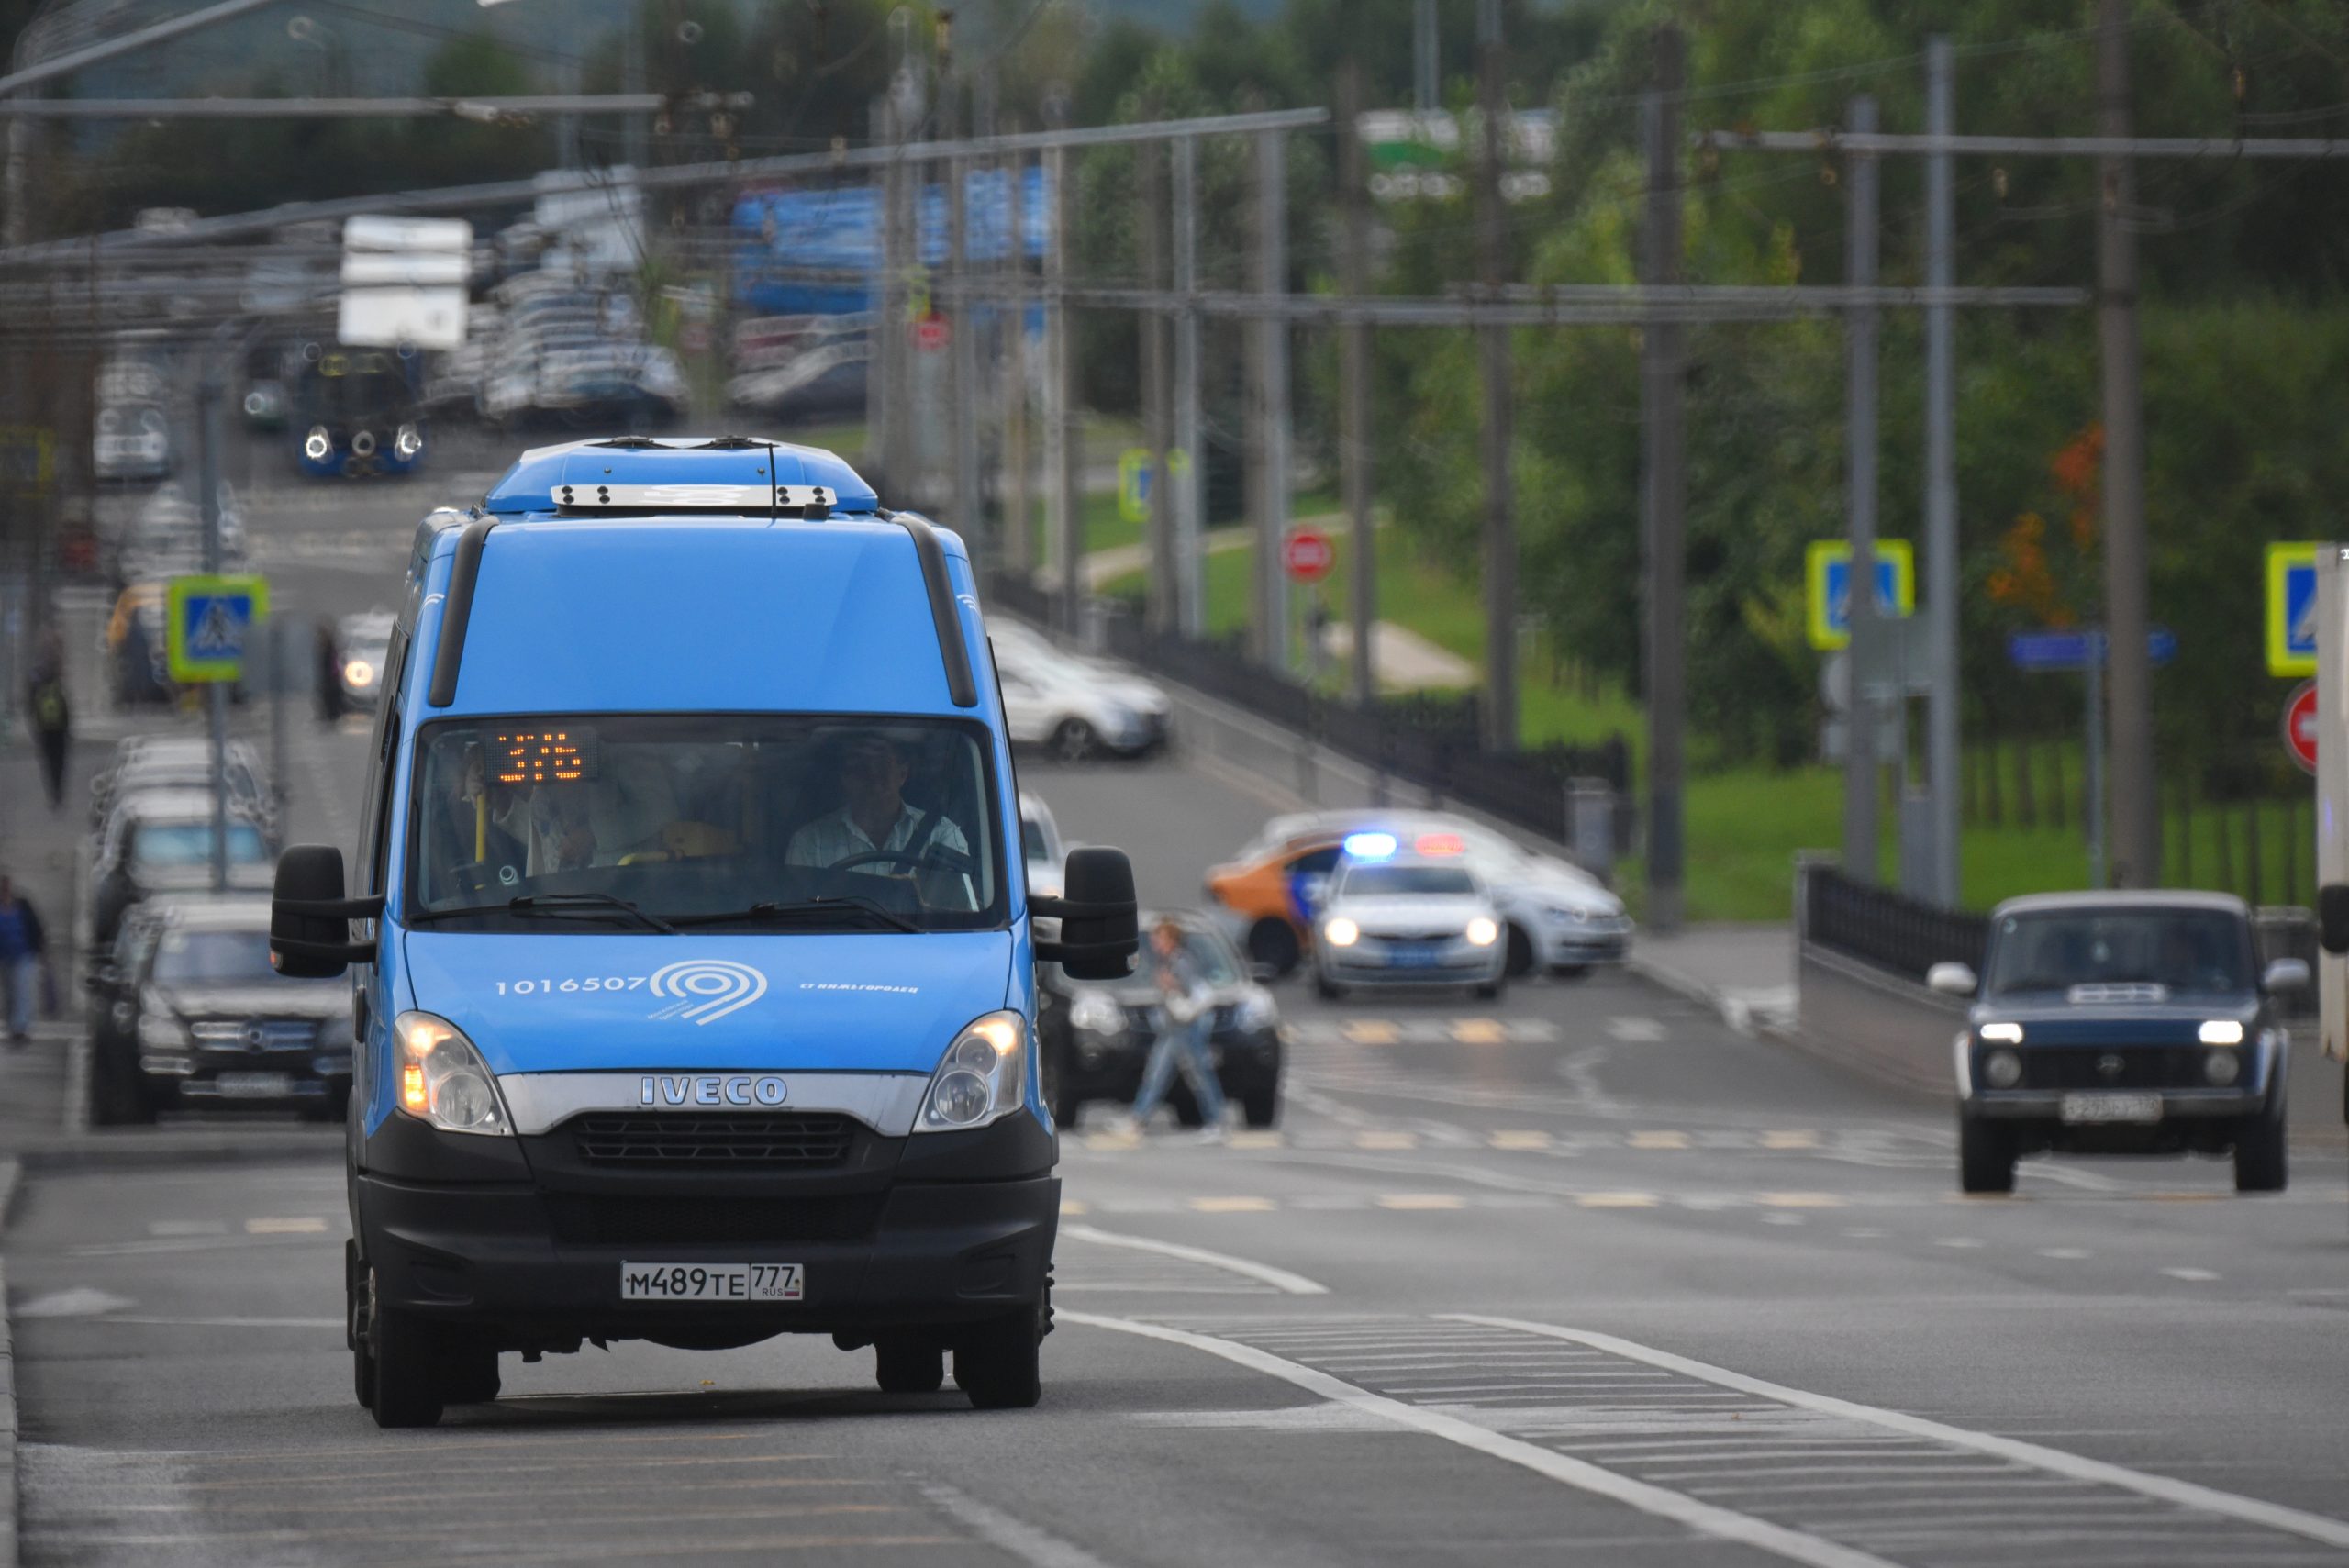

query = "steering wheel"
(830, 844), (977, 878)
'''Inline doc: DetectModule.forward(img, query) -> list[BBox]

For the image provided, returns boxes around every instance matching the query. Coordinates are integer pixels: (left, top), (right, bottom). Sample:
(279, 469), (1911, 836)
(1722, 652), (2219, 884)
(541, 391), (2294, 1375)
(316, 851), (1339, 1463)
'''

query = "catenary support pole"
(1253, 128), (1292, 671)
(1140, 138), (1174, 635)
(1047, 145), (1081, 636)
(1924, 36), (1961, 906)
(1003, 146), (1031, 576)
(2098, 0), (2156, 887)
(1475, 0), (1517, 751)
(1341, 55), (1375, 706)
(949, 150), (982, 554)
(1640, 28), (1687, 933)
(1842, 94), (1881, 885)
(1172, 134), (1204, 638)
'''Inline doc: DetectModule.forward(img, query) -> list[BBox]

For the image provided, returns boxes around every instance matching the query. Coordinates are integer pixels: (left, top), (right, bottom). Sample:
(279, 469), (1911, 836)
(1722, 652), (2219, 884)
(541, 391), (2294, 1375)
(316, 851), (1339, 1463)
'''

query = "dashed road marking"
(2161, 1267), (2220, 1282)
(244, 1217), (329, 1235)
(1488, 1130), (1553, 1151)
(1342, 1020), (1401, 1045)
(1059, 1199), (1089, 1216)
(2037, 1247), (2090, 1260)
(1762, 1130), (1822, 1150)
(1577, 1192), (1660, 1208)
(1353, 1130), (1419, 1151)
(1451, 1018), (1508, 1044)
(1226, 1130), (1284, 1149)
(1606, 1016), (1667, 1043)
(1934, 1237), (1985, 1250)
(1376, 1194), (1466, 1211)
(147, 1220), (228, 1237)
(1628, 1130), (1692, 1151)
(1187, 1195), (1275, 1213)
(1758, 1193), (1845, 1208)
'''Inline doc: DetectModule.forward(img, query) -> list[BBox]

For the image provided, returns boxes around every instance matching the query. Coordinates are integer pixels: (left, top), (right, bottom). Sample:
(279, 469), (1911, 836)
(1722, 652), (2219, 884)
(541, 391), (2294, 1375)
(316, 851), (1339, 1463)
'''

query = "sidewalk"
(1626, 923), (1798, 1037)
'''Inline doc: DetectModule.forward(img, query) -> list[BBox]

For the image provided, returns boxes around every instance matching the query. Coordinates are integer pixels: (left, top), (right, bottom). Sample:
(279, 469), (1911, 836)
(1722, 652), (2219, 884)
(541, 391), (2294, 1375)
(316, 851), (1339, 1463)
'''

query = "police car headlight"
(1324, 917), (1360, 948)
(1069, 989), (1124, 1037)
(917, 1011), (1028, 1131)
(2198, 1019), (2243, 1046)
(2203, 1049), (2242, 1086)
(303, 426), (331, 462)
(1466, 917), (1499, 947)
(393, 1011), (510, 1136)
(1982, 1048), (2023, 1089)
(1234, 988), (1277, 1031)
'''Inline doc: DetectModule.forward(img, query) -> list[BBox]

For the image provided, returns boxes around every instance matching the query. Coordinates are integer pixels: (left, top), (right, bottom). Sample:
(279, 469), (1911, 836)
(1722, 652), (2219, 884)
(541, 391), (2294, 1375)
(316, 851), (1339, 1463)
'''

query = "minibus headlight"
(302, 426), (331, 462)
(394, 422), (423, 460)
(393, 1011), (510, 1136)
(916, 1010), (1028, 1132)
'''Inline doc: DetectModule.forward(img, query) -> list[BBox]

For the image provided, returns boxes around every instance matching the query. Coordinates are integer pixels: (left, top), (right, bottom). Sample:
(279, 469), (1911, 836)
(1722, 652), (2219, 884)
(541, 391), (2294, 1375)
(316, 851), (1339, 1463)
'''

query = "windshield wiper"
(668, 896), (920, 934)
(508, 892), (678, 934)
(415, 892), (677, 935)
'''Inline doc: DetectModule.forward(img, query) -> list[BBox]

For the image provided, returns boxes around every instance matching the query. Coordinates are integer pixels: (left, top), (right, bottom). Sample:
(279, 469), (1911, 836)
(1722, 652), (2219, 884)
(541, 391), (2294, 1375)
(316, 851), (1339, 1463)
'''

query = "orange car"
(1204, 828), (1351, 976)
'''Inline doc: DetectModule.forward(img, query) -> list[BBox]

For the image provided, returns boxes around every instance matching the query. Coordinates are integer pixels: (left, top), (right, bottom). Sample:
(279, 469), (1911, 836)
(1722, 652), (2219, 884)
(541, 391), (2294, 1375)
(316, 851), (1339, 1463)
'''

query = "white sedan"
(990, 625), (1170, 760)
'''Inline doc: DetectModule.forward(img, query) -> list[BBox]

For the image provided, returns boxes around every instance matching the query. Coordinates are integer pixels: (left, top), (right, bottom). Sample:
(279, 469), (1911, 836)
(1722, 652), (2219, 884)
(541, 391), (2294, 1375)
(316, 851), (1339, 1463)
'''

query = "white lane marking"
(147, 1220), (228, 1238)
(2161, 1267), (2220, 1283)
(1606, 1016), (1666, 1043)
(1447, 1315), (2349, 1551)
(918, 1481), (1126, 1568)
(106, 1316), (342, 1329)
(1062, 1311), (1900, 1568)
(1058, 1224), (1329, 1296)
(2037, 1247), (2091, 1260)
(16, 1288), (135, 1318)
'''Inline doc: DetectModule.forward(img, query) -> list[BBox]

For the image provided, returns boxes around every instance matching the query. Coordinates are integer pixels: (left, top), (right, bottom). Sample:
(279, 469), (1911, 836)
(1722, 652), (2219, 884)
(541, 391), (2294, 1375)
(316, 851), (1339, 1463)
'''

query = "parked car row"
(80, 734), (333, 1126)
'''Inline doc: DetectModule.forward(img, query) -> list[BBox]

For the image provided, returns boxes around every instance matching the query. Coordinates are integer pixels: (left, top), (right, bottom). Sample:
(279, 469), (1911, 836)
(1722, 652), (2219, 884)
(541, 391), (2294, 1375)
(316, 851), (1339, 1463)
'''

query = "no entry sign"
(2285, 679), (2318, 774)
(1283, 527), (1335, 584)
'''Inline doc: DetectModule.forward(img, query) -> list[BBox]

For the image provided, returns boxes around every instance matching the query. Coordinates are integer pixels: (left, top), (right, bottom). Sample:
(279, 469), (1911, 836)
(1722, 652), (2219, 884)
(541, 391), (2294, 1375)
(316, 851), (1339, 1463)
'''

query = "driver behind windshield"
(786, 730), (969, 876)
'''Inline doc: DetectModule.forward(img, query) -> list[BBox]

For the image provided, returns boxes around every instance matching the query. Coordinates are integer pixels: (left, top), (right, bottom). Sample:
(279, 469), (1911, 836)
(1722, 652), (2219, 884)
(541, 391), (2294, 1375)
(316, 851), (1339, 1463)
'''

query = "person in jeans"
(0, 876), (49, 1045)
(1119, 917), (1227, 1139)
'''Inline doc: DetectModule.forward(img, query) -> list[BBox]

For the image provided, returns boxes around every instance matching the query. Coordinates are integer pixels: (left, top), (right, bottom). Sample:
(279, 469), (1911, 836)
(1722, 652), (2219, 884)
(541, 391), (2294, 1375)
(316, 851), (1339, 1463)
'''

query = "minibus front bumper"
(355, 1109), (1058, 1348)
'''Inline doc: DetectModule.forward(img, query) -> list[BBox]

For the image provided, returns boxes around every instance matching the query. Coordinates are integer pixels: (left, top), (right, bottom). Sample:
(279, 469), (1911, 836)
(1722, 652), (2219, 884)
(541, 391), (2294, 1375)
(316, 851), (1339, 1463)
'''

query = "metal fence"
(1804, 865), (1989, 984)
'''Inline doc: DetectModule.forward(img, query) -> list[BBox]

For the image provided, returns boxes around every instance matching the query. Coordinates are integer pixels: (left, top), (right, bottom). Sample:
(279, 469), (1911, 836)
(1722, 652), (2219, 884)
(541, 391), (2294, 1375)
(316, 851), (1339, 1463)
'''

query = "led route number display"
(492, 729), (598, 786)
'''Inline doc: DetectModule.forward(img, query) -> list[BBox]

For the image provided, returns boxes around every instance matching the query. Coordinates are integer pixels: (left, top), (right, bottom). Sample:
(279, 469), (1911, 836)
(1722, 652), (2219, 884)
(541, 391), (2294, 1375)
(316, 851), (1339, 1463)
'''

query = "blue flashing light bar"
(1342, 831), (1397, 861)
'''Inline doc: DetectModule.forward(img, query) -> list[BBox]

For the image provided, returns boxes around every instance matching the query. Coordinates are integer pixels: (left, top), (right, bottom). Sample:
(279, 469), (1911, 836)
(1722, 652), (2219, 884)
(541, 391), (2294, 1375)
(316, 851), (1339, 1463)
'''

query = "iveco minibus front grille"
(571, 1112), (857, 1168)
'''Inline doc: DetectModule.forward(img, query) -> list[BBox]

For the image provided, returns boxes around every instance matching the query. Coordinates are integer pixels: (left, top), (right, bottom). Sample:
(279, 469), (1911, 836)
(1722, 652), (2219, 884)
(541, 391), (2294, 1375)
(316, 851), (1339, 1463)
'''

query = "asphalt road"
(8, 461), (2349, 1568)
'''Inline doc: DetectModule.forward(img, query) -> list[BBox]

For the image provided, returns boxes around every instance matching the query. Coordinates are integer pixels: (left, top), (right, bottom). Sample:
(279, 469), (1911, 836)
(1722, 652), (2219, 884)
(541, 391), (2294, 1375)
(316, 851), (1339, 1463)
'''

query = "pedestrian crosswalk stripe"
(1226, 1130), (1285, 1149)
(1343, 1020), (1401, 1045)
(1606, 1016), (1666, 1042)
(1628, 1130), (1692, 1150)
(1377, 1194), (1466, 1210)
(1353, 1130), (1419, 1151)
(1758, 1193), (1845, 1208)
(1189, 1195), (1276, 1213)
(1060, 1198), (1090, 1216)
(1577, 1192), (1660, 1208)
(1488, 1130), (1552, 1151)
(1288, 1018), (1561, 1047)
(1762, 1130), (1822, 1150)
(1452, 1018), (1507, 1044)
(244, 1217), (328, 1234)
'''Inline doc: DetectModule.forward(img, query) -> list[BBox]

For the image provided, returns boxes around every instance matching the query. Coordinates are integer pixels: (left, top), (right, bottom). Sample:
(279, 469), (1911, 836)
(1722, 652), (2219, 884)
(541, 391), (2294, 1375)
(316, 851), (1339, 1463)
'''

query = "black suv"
(1039, 910), (1283, 1129)
(1933, 891), (2299, 1195)
(89, 895), (354, 1124)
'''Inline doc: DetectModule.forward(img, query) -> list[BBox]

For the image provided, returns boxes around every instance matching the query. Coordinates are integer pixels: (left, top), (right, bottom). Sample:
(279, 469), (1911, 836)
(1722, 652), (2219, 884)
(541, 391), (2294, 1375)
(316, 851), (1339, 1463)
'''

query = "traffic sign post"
(2007, 624), (2175, 890)
(2285, 679), (2318, 774)
(912, 312), (950, 353)
(1805, 539), (1915, 651)
(1283, 526), (1335, 583)
(2266, 541), (2319, 677)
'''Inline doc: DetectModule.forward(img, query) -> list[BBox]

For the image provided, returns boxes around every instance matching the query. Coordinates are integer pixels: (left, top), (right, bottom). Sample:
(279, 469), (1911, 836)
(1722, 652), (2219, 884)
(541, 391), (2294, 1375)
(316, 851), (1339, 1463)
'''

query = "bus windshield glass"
(407, 715), (1004, 931)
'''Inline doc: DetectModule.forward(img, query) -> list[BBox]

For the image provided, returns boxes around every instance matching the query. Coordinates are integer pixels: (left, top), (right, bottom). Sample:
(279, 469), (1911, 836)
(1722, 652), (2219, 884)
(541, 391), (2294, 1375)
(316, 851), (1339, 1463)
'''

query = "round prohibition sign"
(2284, 679), (2318, 775)
(1283, 527), (1335, 584)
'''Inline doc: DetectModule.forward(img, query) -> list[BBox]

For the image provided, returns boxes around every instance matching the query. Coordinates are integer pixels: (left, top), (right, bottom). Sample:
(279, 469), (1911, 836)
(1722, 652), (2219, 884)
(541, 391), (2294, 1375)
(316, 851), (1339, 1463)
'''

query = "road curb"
(1, 1157), (21, 1568)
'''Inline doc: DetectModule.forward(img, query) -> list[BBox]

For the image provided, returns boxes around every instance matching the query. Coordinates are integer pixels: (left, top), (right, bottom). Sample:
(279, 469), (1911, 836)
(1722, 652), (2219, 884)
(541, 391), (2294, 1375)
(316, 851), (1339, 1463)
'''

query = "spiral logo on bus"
(645, 960), (769, 1025)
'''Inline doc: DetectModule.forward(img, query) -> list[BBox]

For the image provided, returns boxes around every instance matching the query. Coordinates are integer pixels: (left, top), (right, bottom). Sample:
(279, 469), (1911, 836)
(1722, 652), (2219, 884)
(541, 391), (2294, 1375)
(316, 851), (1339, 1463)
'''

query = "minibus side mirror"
(1033, 847), (1140, 981)
(271, 845), (383, 979)
(2320, 884), (2349, 956)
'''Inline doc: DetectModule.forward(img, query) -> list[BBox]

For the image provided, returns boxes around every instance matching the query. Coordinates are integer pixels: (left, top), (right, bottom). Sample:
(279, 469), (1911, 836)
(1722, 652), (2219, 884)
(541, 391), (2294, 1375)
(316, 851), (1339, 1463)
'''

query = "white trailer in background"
(2312, 545), (2349, 1120)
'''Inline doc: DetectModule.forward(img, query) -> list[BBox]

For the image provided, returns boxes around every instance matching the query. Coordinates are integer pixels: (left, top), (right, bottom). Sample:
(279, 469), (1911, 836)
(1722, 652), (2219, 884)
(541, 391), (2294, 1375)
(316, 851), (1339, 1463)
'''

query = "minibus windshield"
(406, 715), (1004, 931)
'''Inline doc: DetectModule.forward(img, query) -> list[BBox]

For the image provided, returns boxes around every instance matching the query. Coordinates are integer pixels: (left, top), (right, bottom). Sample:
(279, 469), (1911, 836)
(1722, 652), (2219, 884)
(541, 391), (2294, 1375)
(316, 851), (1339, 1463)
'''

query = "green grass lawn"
(1097, 526), (2318, 923)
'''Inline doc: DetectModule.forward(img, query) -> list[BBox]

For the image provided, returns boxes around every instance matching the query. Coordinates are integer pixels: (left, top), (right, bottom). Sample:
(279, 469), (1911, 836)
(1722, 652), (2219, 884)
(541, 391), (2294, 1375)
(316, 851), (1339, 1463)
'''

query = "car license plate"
(2060, 1092), (2163, 1125)
(214, 1072), (292, 1100)
(1388, 944), (1439, 968)
(619, 1262), (803, 1303)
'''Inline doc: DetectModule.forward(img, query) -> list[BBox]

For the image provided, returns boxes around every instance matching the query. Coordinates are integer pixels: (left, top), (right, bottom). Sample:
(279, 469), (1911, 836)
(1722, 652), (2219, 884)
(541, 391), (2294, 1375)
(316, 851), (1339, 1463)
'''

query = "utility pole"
(1341, 54), (1375, 705)
(868, 97), (895, 483)
(1475, 0), (1517, 751)
(1047, 143), (1081, 636)
(2099, 0), (2156, 887)
(949, 147), (983, 553)
(1414, 0), (1439, 115)
(1640, 28), (1687, 932)
(197, 363), (228, 894)
(1923, 36), (1960, 906)
(1139, 136), (1174, 635)
(1171, 134), (1205, 638)
(1002, 145), (1031, 577)
(1842, 95), (1882, 885)
(1252, 129), (1292, 670)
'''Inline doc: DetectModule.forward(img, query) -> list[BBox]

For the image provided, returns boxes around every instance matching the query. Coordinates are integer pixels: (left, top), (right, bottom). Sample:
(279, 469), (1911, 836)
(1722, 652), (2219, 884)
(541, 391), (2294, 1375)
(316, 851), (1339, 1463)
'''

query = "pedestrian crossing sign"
(165, 573), (268, 684)
(1805, 539), (1914, 651)
(2265, 541), (2319, 677)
